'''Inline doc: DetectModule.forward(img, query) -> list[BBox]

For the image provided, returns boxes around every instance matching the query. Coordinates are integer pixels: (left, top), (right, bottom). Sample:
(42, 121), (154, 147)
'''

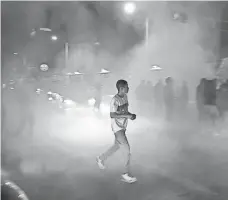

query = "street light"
(99, 68), (110, 74)
(51, 35), (58, 41)
(30, 28), (68, 68)
(150, 65), (162, 71)
(40, 63), (49, 72)
(123, 2), (149, 48)
(123, 2), (136, 15)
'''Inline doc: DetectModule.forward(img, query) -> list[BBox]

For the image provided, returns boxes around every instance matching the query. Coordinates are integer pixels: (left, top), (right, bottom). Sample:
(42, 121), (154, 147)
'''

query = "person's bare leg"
(115, 130), (137, 183)
(99, 140), (119, 161)
(96, 137), (119, 169)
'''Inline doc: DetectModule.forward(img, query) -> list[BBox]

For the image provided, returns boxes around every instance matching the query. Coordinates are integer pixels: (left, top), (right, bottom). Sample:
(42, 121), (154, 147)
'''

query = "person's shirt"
(110, 93), (129, 133)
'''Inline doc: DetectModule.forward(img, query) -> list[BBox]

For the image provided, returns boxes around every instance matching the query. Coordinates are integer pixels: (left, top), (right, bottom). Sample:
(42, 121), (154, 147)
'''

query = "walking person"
(96, 79), (137, 183)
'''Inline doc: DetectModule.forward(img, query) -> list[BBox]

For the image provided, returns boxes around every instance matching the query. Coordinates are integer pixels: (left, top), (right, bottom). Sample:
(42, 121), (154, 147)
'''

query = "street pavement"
(2, 111), (228, 200)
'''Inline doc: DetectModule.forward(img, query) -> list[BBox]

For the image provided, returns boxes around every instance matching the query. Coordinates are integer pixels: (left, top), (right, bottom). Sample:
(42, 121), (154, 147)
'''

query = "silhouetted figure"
(154, 80), (164, 115)
(145, 81), (153, 100)
(164, 77), (175, 121)
(145, 81), (154, 115)
(94, 83), (102, 111)
(216, 79), (228, 119)
(203, 78), (218, 123)
(197, 77), (219, 133)
(196, 79), (205, 121)
(179, 81), (189, 115)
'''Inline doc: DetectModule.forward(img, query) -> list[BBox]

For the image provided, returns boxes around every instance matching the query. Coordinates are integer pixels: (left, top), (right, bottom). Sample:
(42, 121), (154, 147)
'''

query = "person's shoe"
(121, 173), (137, 183)
(96, 156), (105, 170)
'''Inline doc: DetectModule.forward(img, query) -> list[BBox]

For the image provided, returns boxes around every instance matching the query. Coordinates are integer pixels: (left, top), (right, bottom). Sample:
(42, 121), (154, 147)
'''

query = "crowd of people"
(134, 76), (228, 133)
(135, 77), (189, 121)
(196, 78), (228, 133)
(2, 74), (228, 140)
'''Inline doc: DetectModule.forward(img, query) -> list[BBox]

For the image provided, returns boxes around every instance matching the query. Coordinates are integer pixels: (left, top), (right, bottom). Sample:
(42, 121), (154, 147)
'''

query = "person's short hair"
(116, 79), (128, 91)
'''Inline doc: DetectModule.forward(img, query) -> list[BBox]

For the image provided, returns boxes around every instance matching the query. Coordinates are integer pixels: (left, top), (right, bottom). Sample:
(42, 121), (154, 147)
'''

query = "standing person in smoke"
(216, 79), (228, 120)
(146, 81), (154, 116)
(94, 82), (102, 112)
(163, 77), (175, 121)
(96, 79), (137, 183)
(198, 77), (219, 133)
(196, 79), (205, 122)
(154, 79), (164, 116)
(179, 81), (189, 115)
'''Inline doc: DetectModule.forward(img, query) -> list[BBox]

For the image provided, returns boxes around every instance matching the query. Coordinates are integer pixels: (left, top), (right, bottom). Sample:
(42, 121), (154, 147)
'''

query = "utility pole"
(65, 42), (69, 68)
(145, 17), (149, 49)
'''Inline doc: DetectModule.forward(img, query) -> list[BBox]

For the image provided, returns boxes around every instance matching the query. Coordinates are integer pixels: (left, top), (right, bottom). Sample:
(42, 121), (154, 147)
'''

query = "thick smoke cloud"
(54, 2), (221, 99)
(119, 2), (221, 98)
(2, 2), (221, 92)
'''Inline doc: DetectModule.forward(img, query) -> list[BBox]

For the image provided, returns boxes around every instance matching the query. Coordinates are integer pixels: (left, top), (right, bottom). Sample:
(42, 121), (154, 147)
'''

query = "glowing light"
(88, 98), (96, 106)
(124, 2), (136, 15)
(67, 72), (74, 76)
(150, 65), (162, 71)
(30, 30), (36, 36)
(40, 63), (49, 72)
(99, 68), (110, 74)
(36, 88), (42, 94)
(64, 99), (76, 108)
(40, 27), (52, 32)
(173, 12), (180, 20)
(51, 35), (58, 41)
(74, 71), (83, 75)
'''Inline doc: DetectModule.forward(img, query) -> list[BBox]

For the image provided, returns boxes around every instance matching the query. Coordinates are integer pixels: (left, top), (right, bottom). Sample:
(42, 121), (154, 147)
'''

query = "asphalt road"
(2, 111), (228, 200)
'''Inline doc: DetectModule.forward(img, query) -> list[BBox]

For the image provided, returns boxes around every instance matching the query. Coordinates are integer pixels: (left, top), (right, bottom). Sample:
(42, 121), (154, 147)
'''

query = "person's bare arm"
(110, 112), (132, 119)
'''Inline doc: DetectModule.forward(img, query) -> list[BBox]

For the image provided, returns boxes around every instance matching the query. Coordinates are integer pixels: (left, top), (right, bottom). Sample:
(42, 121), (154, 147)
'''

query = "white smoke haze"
(2, 2), (228, 200)
(52, 2), (220, 100)
(2, 1), (220, 96)
(124, 2), (220, 98)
